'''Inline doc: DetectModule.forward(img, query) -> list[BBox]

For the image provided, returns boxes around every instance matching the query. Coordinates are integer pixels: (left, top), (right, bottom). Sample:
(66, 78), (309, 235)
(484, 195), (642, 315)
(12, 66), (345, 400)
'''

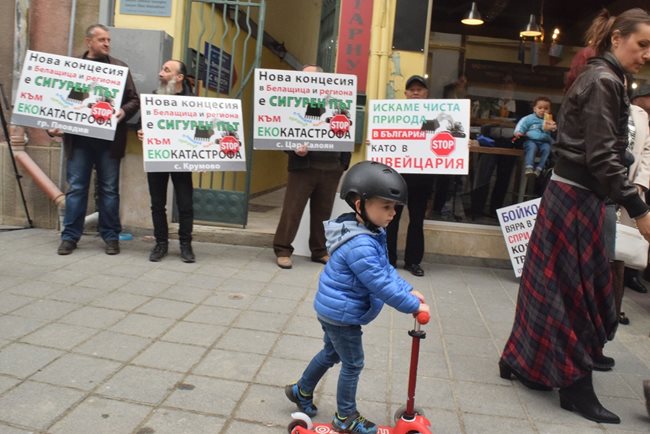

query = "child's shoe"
(525, 166), (534, 176)
(332, 411), (377, 434)
(534, 167), (542, 177)
(285, 383), (318, 417)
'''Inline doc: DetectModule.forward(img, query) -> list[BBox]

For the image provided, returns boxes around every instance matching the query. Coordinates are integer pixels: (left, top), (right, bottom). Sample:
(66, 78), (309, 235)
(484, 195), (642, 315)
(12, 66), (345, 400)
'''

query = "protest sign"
(497, 198), (541, 278)
(253, 68), (356, 152)
(366, 99), (470, 174)
(12, 50), (129, 140)
(140, 94), (246, 172)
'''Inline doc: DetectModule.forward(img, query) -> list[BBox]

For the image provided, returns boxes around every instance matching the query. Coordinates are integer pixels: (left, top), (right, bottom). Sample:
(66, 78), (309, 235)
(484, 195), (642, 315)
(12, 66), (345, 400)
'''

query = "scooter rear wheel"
(287, 419), (308, 433)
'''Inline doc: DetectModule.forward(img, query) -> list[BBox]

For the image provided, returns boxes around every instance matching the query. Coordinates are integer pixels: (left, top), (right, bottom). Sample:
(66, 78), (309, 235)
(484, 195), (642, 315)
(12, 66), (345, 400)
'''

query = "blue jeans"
(523, 140), (551, 170)
(298, 319), (364, 417)
(61, 143), (121, 242)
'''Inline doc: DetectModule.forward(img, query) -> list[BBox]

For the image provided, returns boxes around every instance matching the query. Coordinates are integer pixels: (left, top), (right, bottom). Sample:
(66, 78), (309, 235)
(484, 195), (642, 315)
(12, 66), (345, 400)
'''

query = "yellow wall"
(114, 0), (324, 196)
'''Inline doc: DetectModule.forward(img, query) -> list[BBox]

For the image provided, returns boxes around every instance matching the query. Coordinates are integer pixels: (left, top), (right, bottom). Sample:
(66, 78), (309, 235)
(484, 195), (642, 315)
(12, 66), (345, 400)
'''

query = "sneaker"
(525, 166), (534, 176)
(57, 240), (77, 255)
(285, 383), (317, 417)
(404, 263), (424, 277)
(332, 411), (377, 434)
(180, 242), (195, 263)
(149, 242), (168, 262)
(534, 168), (542, 177)
(277, 256), (293, 269)
(105, 240), (120, 255)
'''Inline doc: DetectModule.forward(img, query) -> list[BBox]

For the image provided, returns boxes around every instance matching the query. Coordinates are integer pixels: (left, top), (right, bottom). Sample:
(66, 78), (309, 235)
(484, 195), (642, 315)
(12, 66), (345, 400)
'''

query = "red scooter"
(287, 311), (432, 434)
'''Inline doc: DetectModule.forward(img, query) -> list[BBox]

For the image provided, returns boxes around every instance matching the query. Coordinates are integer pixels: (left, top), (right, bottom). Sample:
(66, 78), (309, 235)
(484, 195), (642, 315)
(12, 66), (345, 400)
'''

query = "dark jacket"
(554, 52), (649, 219)
(64, 53), (140, 160)
(287, 150), (351, 172)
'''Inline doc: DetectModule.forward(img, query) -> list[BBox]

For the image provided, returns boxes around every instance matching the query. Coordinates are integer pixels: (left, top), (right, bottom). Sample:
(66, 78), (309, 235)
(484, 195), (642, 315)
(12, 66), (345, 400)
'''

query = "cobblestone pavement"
(0, 228), (649, 433)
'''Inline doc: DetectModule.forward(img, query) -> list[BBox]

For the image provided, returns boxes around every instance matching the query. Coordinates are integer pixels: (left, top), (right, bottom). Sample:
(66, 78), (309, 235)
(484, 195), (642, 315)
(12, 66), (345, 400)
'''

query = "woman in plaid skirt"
(499, 8), (650, 424)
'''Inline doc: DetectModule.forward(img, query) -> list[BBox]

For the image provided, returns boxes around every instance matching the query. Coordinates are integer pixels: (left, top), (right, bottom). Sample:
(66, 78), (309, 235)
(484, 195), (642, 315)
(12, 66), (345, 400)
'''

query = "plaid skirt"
(500, 180), (618, 388)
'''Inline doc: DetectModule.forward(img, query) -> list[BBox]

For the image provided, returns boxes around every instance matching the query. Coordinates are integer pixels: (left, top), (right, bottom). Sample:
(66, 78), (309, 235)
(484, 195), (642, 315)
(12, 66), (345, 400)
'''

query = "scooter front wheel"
(393, 405), (425, 422)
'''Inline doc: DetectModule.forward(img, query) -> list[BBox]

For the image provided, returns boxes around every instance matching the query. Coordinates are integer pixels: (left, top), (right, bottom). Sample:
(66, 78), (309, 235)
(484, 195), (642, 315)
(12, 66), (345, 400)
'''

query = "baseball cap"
(631, 84), (650, 100)
(406, 75), (428, 90)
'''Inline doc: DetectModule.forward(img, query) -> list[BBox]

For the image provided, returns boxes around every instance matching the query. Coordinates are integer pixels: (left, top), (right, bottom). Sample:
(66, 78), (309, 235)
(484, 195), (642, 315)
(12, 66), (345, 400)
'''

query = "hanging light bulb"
(521, 14), (542, 37)
(461, 2), (484, 26)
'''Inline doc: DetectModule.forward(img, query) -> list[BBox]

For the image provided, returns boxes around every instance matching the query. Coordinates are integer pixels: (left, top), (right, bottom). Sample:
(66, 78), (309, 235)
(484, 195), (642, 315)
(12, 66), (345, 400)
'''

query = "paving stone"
(72, 274), (132, 291)
(108, 313), (175, 339)
(48, 396), (152, 434)
(215, 328), (279, 355)
(59, 306), (126, 329)
(158, 285), (213, 304)
(30, 353), (121, 391)
(160, 321), (226, 347)
(462, 413), (536, 434)
(184, 305), (240, 326)
(19, 323), (98, 350)
(232, 310), (289, 333)
(139, 408), (226, 434)
(72, 330), (152, 362)
(0, 343), (63, 378)
(90, 292), (150, 311)
(97, 365), (183, 405)
(10, 299), (80, 321)
(0, 375), (21, 395)
(7, 280), (66, 298)
(162, 374), (247, 416)
(0, 381), (84, 430)
(454, 381), (526, 418)
(193, 348), (265, 382)
(223, 420), (284, 434)
(201, 291), (255, 310)
(46, 286), (111, 305)
(134, 298), (195, 319)
(117, 279), (171, 297)
(131, 341), (206, 372)
(0, 293), (33, 314)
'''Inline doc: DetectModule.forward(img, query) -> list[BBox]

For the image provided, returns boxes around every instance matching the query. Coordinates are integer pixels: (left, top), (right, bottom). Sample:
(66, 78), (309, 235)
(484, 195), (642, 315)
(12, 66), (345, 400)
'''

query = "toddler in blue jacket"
(285, 161), (430, 434)
(514, 96), (557, 176)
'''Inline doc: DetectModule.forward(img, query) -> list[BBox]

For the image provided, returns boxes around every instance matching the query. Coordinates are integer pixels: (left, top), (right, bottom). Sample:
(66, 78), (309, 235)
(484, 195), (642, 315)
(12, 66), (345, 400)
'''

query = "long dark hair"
(586, 8), (650, 56)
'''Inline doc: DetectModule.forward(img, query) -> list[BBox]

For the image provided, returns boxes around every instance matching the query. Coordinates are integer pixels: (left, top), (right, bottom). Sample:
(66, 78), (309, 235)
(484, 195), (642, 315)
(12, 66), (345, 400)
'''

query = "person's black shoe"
(149, 242), (168, 262)
(499, 360), (553, 391)
(618, 312), (630, 325)
(105, 240), (120, 255)
(57, 240), (77, 255)
(180, 242), (195, 263)
(593, 354), (615, 371)
(626, 275), (648, 293)
(404, 263), (424, 277)
(559, 372), (620, 424)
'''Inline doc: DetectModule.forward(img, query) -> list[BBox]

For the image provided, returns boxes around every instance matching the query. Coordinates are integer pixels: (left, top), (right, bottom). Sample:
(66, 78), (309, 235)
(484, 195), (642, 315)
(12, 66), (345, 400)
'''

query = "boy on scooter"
(285, 161), (430, 434)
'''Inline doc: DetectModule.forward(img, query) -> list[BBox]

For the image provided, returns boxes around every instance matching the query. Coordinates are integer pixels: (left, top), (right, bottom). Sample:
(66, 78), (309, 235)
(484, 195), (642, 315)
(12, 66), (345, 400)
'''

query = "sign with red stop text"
(366, 98), (470, 174)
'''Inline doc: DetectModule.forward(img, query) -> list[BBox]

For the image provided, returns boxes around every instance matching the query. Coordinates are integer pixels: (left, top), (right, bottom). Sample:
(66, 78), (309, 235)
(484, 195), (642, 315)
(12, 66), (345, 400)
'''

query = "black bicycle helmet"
(340, 160), (406, 221)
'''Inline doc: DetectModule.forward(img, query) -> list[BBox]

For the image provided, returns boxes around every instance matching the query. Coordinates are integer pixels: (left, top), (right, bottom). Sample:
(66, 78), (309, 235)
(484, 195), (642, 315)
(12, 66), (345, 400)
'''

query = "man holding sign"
(51, 24), (139, 256)
(137, 60), (195, 263)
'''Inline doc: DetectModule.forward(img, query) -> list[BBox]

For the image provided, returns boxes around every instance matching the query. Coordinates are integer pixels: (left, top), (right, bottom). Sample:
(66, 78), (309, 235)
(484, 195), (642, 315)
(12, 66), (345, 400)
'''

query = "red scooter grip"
(415, 311), (430, 325)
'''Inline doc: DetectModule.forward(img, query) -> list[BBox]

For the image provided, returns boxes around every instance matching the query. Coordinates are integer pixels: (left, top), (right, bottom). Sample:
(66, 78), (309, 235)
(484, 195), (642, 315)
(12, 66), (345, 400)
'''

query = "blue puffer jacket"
(315, 213), (420, 325)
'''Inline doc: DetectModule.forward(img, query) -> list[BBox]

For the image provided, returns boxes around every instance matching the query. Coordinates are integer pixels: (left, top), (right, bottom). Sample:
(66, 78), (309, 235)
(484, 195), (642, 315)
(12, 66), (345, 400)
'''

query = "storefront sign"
(204, 42), (233, 94)
(336, 0), (373, 92)
(366, 98), (470, 174)
(11, 50), (129, 140)
(139, 94), (246, 172)
(497, 198), (542, 278)
(120, 0), (172, 17)
(253, 68), (357, 151)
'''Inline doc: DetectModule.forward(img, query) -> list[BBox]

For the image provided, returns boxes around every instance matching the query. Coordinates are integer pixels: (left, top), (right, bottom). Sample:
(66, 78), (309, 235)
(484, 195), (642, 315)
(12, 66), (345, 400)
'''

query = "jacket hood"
(325, 213), (384, 254)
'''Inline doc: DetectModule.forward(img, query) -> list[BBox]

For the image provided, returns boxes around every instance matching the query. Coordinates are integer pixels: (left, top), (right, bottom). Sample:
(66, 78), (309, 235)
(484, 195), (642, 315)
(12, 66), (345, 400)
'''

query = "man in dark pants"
(52, 24), (140, 256)
(137, 60), (195, 263)
(273, 65), (350, 269)
(386, 75), (434, 276)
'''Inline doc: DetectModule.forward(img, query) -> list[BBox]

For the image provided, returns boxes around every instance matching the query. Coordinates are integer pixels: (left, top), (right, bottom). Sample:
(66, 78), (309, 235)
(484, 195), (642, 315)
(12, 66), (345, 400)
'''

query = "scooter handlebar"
(415, 311), (430, 325)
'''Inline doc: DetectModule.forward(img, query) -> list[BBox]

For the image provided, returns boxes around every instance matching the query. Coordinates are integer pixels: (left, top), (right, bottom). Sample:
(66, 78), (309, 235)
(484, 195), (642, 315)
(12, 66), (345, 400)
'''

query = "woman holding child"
(499, 8), (650, 424)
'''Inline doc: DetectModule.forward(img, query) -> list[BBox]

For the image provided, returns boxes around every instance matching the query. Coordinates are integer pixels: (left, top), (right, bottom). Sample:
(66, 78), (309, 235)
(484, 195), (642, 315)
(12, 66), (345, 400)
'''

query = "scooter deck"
(290, 422), (394, 433)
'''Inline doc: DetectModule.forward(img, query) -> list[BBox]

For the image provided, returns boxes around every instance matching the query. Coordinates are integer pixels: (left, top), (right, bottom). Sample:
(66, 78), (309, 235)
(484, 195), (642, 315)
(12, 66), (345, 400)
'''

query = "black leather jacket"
(554, 52), (649, 219)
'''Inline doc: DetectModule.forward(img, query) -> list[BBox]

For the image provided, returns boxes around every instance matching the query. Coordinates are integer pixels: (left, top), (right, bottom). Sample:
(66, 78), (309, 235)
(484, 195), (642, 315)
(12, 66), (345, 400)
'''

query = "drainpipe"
(368, 0), (394, 101)
(9, 125), (65, 208)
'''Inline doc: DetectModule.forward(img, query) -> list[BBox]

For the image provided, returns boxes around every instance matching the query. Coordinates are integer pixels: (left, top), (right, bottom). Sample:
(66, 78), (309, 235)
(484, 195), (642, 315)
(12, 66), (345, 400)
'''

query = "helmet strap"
(357, 197), (380, 233)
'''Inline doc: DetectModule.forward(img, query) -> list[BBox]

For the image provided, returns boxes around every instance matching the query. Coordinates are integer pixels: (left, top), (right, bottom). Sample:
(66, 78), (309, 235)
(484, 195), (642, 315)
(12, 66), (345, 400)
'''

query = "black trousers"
(147, 171), (194, 243)
(386, 174), (435, 266)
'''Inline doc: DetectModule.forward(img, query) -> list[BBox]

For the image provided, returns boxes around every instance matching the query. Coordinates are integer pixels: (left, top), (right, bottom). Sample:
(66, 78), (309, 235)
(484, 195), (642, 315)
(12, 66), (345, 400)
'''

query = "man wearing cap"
(386, 75), (434, 276)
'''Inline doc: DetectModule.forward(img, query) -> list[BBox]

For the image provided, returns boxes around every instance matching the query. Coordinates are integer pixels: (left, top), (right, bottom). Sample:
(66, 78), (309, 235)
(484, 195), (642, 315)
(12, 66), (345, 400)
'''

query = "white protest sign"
(253, 68), (356, 152)
(140, 94), (246, 172)
(12, 50), (129, 140)
(366, 99), (470, 174)
(497, 198), (542, 278)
